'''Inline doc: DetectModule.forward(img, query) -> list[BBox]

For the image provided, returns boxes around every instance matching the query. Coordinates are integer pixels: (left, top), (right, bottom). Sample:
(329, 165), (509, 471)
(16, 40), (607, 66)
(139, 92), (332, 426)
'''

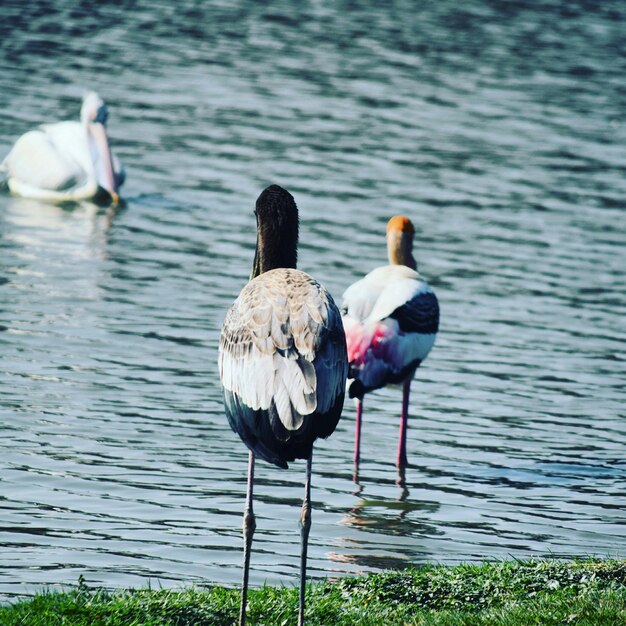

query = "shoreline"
(2, 558), (625, 625)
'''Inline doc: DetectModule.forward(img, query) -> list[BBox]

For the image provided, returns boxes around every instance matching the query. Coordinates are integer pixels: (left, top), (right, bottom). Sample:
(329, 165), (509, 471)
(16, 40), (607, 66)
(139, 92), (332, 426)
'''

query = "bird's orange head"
(386, 215), (416, 269)
(386, 215), (415, 235)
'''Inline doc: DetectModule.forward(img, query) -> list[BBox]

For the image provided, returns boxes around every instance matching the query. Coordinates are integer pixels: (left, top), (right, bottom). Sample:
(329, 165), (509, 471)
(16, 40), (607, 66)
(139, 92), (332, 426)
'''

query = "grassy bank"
(2, 559), (625, 625)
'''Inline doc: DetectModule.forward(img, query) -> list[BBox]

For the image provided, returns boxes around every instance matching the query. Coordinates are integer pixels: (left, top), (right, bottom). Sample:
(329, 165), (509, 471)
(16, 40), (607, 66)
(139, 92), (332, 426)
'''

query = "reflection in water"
(396, 464), (409, 497)
(353, 456), (409, 494)
(1, 0), (625, 598)
(331, 467), (442, 570)
(343, 495), (440, 537)
(2, 196), (119, 260)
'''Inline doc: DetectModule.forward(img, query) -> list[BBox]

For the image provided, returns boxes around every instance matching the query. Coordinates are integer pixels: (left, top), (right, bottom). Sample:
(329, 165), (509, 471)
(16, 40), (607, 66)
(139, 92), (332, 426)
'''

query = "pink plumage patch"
(346, 321), (393, 366)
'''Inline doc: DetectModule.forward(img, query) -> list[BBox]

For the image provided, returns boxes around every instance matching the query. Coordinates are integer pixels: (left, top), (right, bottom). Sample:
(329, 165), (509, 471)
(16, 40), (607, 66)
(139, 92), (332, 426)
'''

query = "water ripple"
(0, 0), (625, 599)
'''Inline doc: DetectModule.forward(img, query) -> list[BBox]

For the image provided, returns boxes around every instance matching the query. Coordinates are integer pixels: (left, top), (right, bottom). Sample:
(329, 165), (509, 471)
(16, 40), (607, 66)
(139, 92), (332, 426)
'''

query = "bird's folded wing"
(313, 298), (348, 414)
(3, 129), (85, 191)
(387, 288), (440, 334)
(341, 275), (378, 322)
(219, 270), (347, 431)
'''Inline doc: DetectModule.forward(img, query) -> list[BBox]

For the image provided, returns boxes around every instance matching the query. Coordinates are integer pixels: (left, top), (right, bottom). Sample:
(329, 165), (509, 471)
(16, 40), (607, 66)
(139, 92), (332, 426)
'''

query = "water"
(0, 0), (625, 598)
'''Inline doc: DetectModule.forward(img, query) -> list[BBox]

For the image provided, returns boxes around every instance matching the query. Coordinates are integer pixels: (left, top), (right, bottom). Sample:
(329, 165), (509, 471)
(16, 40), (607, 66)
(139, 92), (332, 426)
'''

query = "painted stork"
(1, 92), (123, 204)
(218, 185), (348, 625)
(341, 215), (439, 471)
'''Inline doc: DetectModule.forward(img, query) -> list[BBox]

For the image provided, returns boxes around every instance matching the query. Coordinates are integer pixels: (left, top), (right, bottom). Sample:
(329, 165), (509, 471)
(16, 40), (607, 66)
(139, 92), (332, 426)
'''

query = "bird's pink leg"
(354, 398), (363, 467)
(397, 378), (411, 467)
(299, 452), (313, 626)
(240, 451), (256, 626)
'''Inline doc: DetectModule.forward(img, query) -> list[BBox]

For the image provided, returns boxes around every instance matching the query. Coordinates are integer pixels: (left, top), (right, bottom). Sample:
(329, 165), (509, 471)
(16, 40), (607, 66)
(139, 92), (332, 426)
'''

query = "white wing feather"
(219, 268), (346, 431)
(342, 265), (430, 324)
(2, 126), (87, 192)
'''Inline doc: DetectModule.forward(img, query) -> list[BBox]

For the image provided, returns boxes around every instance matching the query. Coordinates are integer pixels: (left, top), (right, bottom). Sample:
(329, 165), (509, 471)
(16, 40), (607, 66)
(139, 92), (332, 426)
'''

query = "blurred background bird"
(1, 91), (123, 204)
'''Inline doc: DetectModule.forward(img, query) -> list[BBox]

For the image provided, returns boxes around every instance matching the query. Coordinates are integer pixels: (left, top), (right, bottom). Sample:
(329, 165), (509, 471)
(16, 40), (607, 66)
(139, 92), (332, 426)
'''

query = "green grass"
(1, 559), (625, 625)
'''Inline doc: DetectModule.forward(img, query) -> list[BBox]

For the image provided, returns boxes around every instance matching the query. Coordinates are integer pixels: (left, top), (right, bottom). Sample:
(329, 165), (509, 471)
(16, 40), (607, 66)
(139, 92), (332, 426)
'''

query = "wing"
(342, 266), (439, 396)
(387, 289), (439, 334)
(219, 297), (278, 413)
(219, 268), (347, 433)
(3, 126), (86, 192)
(312, 294), (349, 417)
(341, 274), (379, 322)
(341, 264), (423, 322)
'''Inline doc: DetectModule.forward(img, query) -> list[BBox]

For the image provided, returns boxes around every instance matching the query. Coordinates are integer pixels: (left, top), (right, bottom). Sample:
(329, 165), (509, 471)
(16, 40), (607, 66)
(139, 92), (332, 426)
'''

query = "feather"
(341, 263), (439, 396)
(219, 267), (348, 466)
(3, 128), (86, 192)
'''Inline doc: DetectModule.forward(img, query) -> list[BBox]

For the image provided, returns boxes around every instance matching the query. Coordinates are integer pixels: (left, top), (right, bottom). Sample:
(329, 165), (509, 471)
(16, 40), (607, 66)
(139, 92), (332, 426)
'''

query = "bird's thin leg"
(240, 451), (256, 626)
(397, 378), (411, 468)
(397, 463), (409, 495)
(354, 397), (363, 469)
(298, 452), (313, 626)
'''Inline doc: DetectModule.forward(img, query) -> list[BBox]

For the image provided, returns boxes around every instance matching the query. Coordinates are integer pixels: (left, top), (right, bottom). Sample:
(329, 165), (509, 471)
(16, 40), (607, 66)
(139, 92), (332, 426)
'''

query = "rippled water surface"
(1, 0), (625, 598)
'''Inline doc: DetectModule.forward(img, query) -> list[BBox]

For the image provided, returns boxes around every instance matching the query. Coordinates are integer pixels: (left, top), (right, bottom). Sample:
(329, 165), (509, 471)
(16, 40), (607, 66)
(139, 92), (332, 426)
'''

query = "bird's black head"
(252, 185), (299, 278)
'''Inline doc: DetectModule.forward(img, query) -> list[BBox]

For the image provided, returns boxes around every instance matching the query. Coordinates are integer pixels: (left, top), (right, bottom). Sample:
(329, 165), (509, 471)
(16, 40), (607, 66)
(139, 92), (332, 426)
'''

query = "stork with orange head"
(341, 215), (439, 473)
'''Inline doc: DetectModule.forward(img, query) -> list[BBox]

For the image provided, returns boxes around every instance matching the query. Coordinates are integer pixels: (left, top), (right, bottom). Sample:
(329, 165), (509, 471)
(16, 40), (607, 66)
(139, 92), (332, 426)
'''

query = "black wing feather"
(388, 291), (440, 334)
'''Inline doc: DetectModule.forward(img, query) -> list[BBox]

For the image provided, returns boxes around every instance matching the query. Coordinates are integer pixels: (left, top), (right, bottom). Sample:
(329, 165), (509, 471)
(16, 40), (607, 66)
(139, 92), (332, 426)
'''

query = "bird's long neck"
(251, 225), (298, 278)
(251, 184), (299, 279)
(387, 231), (416, 269)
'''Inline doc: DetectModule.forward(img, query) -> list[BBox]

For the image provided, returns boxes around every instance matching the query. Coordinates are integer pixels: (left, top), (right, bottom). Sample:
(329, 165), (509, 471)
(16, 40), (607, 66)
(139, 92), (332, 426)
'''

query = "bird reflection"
(330, 467), (442, 571)
(353, 462), (408, 499)
(353, 444), (410, 490)
(396, 463), (409, 498)
(346, 476), (439, 535)
(2, 196), (122, 257)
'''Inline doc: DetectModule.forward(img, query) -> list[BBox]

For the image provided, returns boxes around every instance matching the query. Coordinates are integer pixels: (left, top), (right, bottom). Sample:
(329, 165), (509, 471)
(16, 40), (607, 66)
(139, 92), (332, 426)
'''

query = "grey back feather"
(219, 268), (347, 431)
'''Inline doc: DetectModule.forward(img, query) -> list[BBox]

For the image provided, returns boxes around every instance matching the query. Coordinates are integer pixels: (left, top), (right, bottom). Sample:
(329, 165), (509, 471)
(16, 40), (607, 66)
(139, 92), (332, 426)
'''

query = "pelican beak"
(89, 121), (119, 202)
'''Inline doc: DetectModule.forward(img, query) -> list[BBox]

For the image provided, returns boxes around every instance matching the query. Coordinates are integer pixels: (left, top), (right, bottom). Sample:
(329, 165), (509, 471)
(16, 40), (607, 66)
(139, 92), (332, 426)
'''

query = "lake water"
(0, 0), (625, 599)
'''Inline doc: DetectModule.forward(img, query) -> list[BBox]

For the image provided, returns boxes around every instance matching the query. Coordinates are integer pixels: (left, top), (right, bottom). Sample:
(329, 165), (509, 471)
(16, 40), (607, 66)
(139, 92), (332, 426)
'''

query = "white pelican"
(341, 215), (439, 470)
(1, 92), (123, 203)
(219, 185), (348, 626)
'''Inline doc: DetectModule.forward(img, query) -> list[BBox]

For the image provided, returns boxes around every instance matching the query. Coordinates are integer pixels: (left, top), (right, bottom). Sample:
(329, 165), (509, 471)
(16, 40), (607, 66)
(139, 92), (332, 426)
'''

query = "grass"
(1, 559), (625, 625)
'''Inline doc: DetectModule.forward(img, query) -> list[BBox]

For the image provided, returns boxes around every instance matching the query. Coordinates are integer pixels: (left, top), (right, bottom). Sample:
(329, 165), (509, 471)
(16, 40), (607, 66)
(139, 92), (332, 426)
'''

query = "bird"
(1, 91), (124, 204)
(218, 185), (348, 626)
(340, 215), (439, 472)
